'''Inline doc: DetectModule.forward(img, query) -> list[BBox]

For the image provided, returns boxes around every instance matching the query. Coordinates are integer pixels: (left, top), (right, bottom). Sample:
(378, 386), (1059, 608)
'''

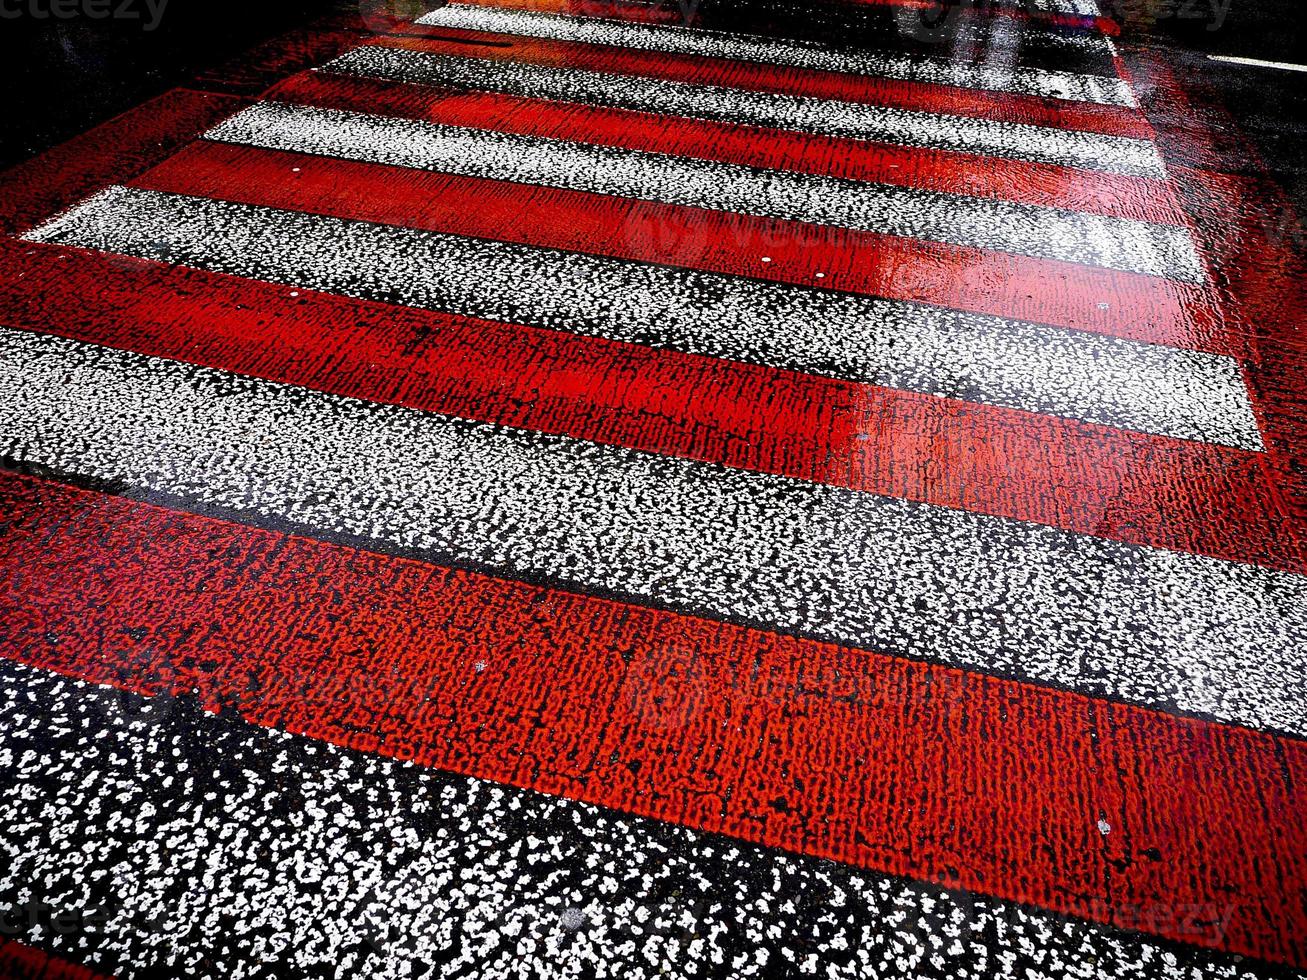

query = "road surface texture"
(0, 0), (1305, 978)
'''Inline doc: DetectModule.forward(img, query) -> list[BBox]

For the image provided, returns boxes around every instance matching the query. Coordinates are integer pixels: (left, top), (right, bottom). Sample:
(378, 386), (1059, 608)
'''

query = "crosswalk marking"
(26, 185), (1249, 443)
(0, 658), (1292, 980)
(0, 328), (1299, 734)
(416, 3), (1138, 106)
(323, 44), (1165, 176)
(4, 2), (1306, 976)
(204, 102), (1199, 278)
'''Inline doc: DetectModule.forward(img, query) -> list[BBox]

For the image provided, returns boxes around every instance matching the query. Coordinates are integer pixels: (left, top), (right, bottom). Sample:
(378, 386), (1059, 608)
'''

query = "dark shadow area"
(1120, 0), (1307, 226)
(1116, 0), (1303, 59)
(0, 0), (344, 169)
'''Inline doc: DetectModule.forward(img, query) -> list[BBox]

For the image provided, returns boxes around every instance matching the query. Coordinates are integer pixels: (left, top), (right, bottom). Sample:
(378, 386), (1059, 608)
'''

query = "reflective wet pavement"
(0, 1), (1306, 977)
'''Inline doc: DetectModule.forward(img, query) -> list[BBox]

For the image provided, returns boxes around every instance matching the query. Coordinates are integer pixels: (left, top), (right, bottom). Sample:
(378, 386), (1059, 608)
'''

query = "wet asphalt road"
(1, 1), (1307, 978)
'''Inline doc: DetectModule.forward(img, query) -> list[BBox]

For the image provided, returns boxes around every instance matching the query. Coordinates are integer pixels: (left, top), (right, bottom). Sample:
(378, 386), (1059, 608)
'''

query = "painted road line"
(0, 939), (111, 980)
(1, 661), (1295, 977)
(0, 329), (1301, 734)
(2, 471), (1304, 965)
(362, 30), (1153, 139)
(1013, 0), (1102, 14)
(270, 69), (1185, 225)
(415, 4), (1137, 106)
(27, 186), (1250, 444)
(204, 102), (1200, 280)
(1040, 0), (1101, 14)
(138, 139), (1209, 348)
(2, 237), (1290, 569)
(321, 45), (1165, 178)
(444, 0), (1120, 67)
(0, 87), (249, 238)
(1208, 54), (1307, 72)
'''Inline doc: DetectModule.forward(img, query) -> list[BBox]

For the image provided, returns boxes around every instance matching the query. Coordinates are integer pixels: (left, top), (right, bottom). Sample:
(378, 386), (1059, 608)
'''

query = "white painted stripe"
(961, 0), (1101, 17)
(0, 327), (1300, 734)
(1027, 0), (1101, 16)
(1208, 54), (1307, 73)
(0, 662), (1274, 980)
(205, 102), (1199, 280)
(416, 4), (1137, 106)
(25, 187), (1256, 447)
(323, 45), (1165, 178)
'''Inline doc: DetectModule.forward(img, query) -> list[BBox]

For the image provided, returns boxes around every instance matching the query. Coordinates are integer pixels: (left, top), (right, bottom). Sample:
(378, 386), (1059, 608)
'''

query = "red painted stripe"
(382, 19), (1150, 138)
(1125, 51), (1307, 519)
(136, 140), (1224, 352)
(3, 470), (1305, 967)
(0, 87), (247, 237)
(1, 236), (1297, 571)
(431, 0), (1128, 85)
(280, 62), (1182, 224)
(0, 939), (109, 980)
(1184, 162), (1307, 516)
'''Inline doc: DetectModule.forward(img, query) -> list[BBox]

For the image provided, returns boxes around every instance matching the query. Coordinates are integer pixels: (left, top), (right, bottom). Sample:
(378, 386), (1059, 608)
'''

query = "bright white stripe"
(25, 186), (1256, 447)
(416, 4), (1137, 106)
(1026, 0), (1101, 15)
(0, 328), (1300, 735)
(0, 662), (1276, 980)
(1208, 54), (1307, 73)
(206, 102), (1199, 280)
(323, 45), (1165, 178)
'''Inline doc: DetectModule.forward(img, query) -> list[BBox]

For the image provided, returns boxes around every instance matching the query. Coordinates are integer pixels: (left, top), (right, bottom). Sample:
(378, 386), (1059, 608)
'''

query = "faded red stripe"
(1, 237), (1297, 570)
(136, 140), (1225, 351)
(2, 471), (1305, 967)
(279, 62), (1181, 224)
(0, 88), (247, 237)
(1126, 51), (1307, 518)
(0, 939), (110, 980)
